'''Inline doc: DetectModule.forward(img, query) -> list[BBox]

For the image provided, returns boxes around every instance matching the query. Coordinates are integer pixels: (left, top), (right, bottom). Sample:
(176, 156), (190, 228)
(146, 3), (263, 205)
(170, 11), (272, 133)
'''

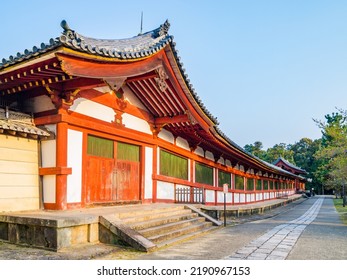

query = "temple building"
(273, 157), (307, 191)
(0, 20), (306, 212)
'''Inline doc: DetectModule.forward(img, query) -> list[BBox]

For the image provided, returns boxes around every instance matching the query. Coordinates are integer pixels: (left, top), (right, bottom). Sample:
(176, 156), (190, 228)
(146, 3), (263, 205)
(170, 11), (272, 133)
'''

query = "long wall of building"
(33, 86), (296, 210)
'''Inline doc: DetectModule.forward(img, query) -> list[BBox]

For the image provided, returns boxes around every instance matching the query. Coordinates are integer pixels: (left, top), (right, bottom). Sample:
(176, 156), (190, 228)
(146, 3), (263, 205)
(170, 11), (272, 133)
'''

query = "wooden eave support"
(56, 51), (213, 133)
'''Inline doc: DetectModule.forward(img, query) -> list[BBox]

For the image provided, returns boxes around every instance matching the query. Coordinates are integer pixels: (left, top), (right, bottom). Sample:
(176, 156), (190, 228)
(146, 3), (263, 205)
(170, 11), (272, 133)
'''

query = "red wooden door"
(115, 160), (140, 201)
(85, 136), (141, 204)
(86, 156), (114, 203)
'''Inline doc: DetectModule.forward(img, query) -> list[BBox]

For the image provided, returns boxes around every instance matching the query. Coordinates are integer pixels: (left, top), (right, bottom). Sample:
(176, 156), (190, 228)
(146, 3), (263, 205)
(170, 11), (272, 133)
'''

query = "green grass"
(333, 198), (347, 225)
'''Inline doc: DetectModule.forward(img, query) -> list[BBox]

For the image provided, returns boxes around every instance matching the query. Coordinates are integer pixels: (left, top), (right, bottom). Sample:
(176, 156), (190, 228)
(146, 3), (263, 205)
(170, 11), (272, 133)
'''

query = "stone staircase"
(99, 204), (221, 252)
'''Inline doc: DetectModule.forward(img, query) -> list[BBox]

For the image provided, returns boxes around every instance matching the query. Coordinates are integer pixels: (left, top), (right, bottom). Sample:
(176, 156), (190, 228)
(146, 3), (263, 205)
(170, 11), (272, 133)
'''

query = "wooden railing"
(175, 187), (204, 204)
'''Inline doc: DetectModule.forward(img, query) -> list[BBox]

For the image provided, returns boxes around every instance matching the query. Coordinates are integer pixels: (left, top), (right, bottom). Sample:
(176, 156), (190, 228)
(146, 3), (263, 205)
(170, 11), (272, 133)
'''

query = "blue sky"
(1, 0), (346, 149)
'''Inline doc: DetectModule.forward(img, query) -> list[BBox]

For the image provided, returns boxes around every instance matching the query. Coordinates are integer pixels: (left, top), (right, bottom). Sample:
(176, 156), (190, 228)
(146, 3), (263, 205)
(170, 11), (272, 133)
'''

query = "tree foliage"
(313, 109), (347, 196)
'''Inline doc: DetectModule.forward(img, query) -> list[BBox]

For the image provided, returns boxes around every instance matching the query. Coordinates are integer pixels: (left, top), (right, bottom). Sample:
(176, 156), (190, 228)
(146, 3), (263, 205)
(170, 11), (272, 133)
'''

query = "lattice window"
(160, 149), (188, 180)
(218, 170), (231, 187)
(87, 135), (114, 158)
(195, 162), (213, 186)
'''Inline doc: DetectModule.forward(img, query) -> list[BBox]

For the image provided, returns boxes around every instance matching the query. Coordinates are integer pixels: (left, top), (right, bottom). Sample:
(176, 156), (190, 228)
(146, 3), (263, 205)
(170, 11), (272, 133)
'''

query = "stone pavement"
(225, 198), (324, 260)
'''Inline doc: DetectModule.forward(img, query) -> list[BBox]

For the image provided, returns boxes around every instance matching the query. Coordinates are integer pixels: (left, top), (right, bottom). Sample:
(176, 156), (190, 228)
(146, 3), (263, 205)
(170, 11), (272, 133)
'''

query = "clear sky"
(1, 0), (346, 149)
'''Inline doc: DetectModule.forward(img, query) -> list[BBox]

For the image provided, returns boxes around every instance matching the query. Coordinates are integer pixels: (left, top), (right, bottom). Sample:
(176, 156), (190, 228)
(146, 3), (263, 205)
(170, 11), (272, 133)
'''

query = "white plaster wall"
(122, 113), (152, 134)
(264, 193), (269, 200)
(205, 151), (215, 161)
(256, 193), (262, 201)
(217, 157), (225, 165)
(41, 139), (56, 204)
(67, 129), (83, 203)
(176, 137), (190, 151)
(41, 140), (56, 167)
(43, 175), (56, 203)
(194, 146), (204, 157)
(144, 147), (153, 199)
(158, 129), (174, 144)
(234, 193), (240, 203)
(217, 191), (232, 203)
(157, 181), (175, 200)
(70, 98), (115, 123)
(205, 189), (215, 203)
(225, 159), (232, 167)
(240, 193), (245, 203)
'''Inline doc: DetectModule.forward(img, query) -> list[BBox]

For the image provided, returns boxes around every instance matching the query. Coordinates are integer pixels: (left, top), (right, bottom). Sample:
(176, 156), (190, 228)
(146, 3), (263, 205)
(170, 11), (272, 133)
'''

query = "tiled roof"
(0, 20), (218, 124)
(273, 157), (307, 173)
(58, 20), (173, 59)
(0, 39), (60, 69)
(0, 20), (172, 68)
(0, 108), (50, 138)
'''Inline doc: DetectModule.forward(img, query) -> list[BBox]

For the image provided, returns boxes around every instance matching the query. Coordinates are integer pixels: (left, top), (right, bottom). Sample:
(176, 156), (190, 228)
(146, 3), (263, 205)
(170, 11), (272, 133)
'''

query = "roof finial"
(139, 12), (143, 35)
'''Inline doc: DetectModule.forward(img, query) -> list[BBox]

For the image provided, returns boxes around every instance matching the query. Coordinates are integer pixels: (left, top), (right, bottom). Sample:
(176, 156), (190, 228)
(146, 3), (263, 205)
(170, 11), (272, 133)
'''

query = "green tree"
(288, 138), (322, 192)
(314, 109), (347, 204)
(244, 141), (266, 159)
(264, 143), (294, 164)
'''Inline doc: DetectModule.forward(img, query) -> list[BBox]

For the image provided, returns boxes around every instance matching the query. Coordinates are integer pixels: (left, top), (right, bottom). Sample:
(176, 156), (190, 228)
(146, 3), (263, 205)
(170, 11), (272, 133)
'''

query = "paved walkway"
(2, 196), (345, 260)
(0, 195), (305, 260)
(225, 198), (323, 260)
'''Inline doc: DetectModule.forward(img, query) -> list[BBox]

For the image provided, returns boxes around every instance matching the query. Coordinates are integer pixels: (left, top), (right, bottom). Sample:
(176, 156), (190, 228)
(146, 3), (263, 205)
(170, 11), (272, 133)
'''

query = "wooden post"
(55, 122), (68, 210)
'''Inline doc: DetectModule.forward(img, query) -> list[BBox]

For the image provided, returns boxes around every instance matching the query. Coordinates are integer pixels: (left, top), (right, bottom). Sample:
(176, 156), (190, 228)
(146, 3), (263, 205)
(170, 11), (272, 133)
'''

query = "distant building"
(273, 157), (307, 191)
(0, 20), (304, 211)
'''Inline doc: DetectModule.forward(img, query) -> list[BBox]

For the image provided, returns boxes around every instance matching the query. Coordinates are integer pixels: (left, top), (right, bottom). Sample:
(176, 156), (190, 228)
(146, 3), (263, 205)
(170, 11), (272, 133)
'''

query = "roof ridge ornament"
(60, 20), (82, 42)
(159, 20), (170, 36)
(61, 20), (71, 33)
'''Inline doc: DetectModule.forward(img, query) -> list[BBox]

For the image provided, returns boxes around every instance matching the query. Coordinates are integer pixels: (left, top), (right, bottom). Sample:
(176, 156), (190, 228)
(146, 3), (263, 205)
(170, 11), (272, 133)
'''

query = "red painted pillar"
(55, 121), (68, 210)
(152, 145), (158, 203)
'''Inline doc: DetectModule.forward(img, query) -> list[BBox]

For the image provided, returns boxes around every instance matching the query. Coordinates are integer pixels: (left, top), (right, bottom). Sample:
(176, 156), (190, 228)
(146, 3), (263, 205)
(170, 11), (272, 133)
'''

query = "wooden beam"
(57, 52), (164, 79)
(154, 114), (189, 126)
(39, 167), (72, 176)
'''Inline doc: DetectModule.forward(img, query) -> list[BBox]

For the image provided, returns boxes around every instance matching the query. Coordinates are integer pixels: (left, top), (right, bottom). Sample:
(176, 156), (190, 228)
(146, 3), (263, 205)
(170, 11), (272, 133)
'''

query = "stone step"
(129, 212), (199, 230)
(120, 209), (193, 224)
(116, 205), (185, 219)
(155, 224), (218, 248)
(148, 221), (213, 244)
(100, 204), (221, 252)
(138, 217), (206, 237)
